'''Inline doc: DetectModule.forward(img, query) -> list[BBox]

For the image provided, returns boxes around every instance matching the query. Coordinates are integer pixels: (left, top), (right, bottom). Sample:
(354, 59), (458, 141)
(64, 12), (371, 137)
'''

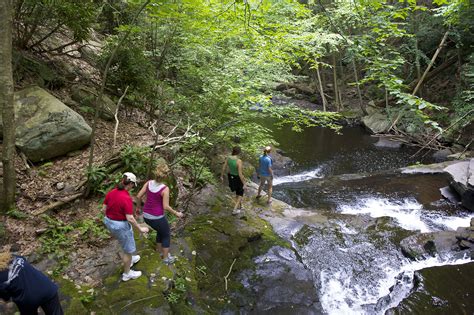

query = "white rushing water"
(320, 254), (472, 315)
(337, 197), (474, 232)
(273, 167), (324, 186)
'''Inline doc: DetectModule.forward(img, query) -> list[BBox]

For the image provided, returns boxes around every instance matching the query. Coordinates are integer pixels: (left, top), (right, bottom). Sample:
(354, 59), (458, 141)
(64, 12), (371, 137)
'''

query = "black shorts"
(228, 173), (244, 196)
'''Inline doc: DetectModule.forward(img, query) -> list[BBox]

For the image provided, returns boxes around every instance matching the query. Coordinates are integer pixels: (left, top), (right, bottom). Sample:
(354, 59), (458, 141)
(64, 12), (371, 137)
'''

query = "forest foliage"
(10, 0), (474, 181)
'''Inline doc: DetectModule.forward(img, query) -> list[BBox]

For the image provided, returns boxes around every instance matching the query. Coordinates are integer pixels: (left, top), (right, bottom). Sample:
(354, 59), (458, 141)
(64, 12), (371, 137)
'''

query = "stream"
(258, 120), (474, 314)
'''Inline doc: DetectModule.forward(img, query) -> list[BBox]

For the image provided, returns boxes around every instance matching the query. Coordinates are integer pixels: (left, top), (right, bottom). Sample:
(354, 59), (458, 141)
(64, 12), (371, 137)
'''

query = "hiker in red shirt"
(103, 172), (149, 281)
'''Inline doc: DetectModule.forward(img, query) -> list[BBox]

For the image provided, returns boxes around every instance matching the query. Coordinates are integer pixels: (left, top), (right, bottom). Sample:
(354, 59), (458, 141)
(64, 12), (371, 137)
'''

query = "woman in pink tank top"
(137, 164), (184, 265)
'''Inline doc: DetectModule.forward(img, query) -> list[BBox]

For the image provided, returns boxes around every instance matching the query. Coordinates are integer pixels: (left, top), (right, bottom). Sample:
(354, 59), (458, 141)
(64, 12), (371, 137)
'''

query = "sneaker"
(130, 255), (141, 268)
(122, 269), (142, 281)
(232, 209), (242, 215)
(163, 255), (176, 265)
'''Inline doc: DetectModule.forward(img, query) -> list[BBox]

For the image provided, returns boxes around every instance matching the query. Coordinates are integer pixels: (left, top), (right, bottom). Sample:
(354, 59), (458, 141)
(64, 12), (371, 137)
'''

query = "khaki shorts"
(259, 175), (273, 186)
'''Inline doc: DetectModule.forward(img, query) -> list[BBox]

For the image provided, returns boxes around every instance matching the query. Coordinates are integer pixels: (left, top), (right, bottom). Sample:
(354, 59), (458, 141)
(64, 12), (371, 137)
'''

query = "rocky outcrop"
(0, 86), (91, 162)
(444, 159), (474, 211)
(71, 84), (117, 120)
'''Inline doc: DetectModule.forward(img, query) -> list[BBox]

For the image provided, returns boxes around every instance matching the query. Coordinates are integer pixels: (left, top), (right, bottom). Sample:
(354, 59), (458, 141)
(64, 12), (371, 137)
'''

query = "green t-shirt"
(227, 156), (239, 176)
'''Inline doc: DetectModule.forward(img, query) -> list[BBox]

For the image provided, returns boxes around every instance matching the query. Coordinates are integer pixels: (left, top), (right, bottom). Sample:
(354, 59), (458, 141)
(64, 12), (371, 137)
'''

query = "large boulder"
(0, 86), (92, 162)
(444, 159), (474, 211)
(71, 84), (116, 120)
(362, 111), (390, 134)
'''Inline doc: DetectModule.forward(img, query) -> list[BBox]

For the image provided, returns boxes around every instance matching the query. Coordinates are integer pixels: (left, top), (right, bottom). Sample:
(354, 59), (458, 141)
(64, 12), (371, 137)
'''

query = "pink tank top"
(143, 181), (167, 216)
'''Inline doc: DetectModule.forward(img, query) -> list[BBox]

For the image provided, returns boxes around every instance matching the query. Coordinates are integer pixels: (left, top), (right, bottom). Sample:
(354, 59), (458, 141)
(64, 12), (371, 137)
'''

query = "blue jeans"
(104, 217), (136, 254)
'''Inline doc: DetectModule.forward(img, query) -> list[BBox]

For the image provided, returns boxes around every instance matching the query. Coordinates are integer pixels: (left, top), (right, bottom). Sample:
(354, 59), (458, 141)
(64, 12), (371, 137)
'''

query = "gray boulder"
(71, 84), (116, 120)
(444, 159), (474, 211)
(362, 111), (390, 134)
(0, 86), (92, 162)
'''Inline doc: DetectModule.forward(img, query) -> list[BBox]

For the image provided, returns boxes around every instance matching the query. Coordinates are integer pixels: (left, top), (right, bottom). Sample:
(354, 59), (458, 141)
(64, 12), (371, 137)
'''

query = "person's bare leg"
(162, 247), (170, 259)
(234, 196), (243, 210)
(156, 243), (162, 254)
(122, 253), (132, 273)
(267, 182), (273, 204)
(257, 178), (264, 198)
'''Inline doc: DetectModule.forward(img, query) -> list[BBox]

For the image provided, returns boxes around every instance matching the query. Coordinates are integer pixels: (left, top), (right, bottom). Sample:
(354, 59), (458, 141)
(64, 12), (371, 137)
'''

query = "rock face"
(444, 159), (474, 211)
(0, 86), (92, 162)
(361, 111), (390, 134)
(71, 84), (117, 120)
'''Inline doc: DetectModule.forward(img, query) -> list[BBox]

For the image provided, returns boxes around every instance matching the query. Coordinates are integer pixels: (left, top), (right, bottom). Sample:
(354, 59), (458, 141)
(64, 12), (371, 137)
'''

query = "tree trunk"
(315, 63), (327, 112)
(332, 53), (340, 111)
(412, 31), (449, 96)
(352, 59), (365, 114)
(0, 0), (17, 212)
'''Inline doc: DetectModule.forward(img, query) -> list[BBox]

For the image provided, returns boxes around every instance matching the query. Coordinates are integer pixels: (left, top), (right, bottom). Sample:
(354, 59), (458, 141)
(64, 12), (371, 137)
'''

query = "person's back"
(259, 154), (272, 177)
(0, 254), (62, 314)
(227, 156), (239, 176)
(143, 180), (166, 217)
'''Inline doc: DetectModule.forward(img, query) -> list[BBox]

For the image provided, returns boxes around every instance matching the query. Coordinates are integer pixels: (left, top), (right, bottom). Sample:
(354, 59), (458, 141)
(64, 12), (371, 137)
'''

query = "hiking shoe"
(163, 255), (176, 265)
(122, 269), (142, 281)
(232, 209), (242, 215)
(130, 255), (141, 268)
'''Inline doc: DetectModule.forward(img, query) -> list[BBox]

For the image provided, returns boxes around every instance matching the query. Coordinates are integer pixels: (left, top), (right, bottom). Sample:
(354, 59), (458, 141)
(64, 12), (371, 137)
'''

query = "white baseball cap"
(123, 172), (137, 184)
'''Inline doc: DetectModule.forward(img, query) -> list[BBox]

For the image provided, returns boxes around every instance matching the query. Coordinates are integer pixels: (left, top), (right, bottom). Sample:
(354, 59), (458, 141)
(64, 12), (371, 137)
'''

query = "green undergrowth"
(39, 215), (109, 276)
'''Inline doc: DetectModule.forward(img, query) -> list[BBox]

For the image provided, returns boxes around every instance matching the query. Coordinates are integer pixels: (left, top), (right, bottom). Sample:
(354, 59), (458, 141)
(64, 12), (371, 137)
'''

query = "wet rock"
(459, 240), (473, 249)
(361, 111), (390, 134)
(0, 86), (92, 162)
(374, 137), (403, 149)
(237, 246), (322, 314)
(440, 186), (461, 204)
(400, 231), (462, 260)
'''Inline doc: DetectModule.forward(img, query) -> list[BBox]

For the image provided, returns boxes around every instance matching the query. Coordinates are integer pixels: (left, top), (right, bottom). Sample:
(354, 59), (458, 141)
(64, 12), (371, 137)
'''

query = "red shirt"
(104, 188), (133, 221)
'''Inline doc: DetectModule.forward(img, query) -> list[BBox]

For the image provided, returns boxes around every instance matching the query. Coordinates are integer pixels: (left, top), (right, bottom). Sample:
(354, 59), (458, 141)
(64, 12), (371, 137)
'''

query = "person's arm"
(237, 159), (245, 186)
(126, 214), (149, 233)
(268, 157), (273, 177)
(162, 187), (184, 218)
(220, 158), (228, 182)
(124, 195), (148, 233)
(135, 181), (149, 216)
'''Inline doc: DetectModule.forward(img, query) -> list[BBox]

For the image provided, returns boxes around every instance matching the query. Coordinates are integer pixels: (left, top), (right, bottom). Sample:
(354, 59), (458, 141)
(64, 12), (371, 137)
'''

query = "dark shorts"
(144, 216), (171, 248)
(228, 173), (244, 196)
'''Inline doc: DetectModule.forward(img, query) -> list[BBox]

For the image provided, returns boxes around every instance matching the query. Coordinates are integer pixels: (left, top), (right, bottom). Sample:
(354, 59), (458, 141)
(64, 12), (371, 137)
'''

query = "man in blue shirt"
(0, 250), (63, 315)
(256, 146), (273, 205)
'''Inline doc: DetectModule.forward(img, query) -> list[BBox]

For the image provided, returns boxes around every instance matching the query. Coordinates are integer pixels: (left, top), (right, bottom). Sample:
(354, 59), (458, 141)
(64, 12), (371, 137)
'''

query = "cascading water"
(259, 123), (473, 314)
